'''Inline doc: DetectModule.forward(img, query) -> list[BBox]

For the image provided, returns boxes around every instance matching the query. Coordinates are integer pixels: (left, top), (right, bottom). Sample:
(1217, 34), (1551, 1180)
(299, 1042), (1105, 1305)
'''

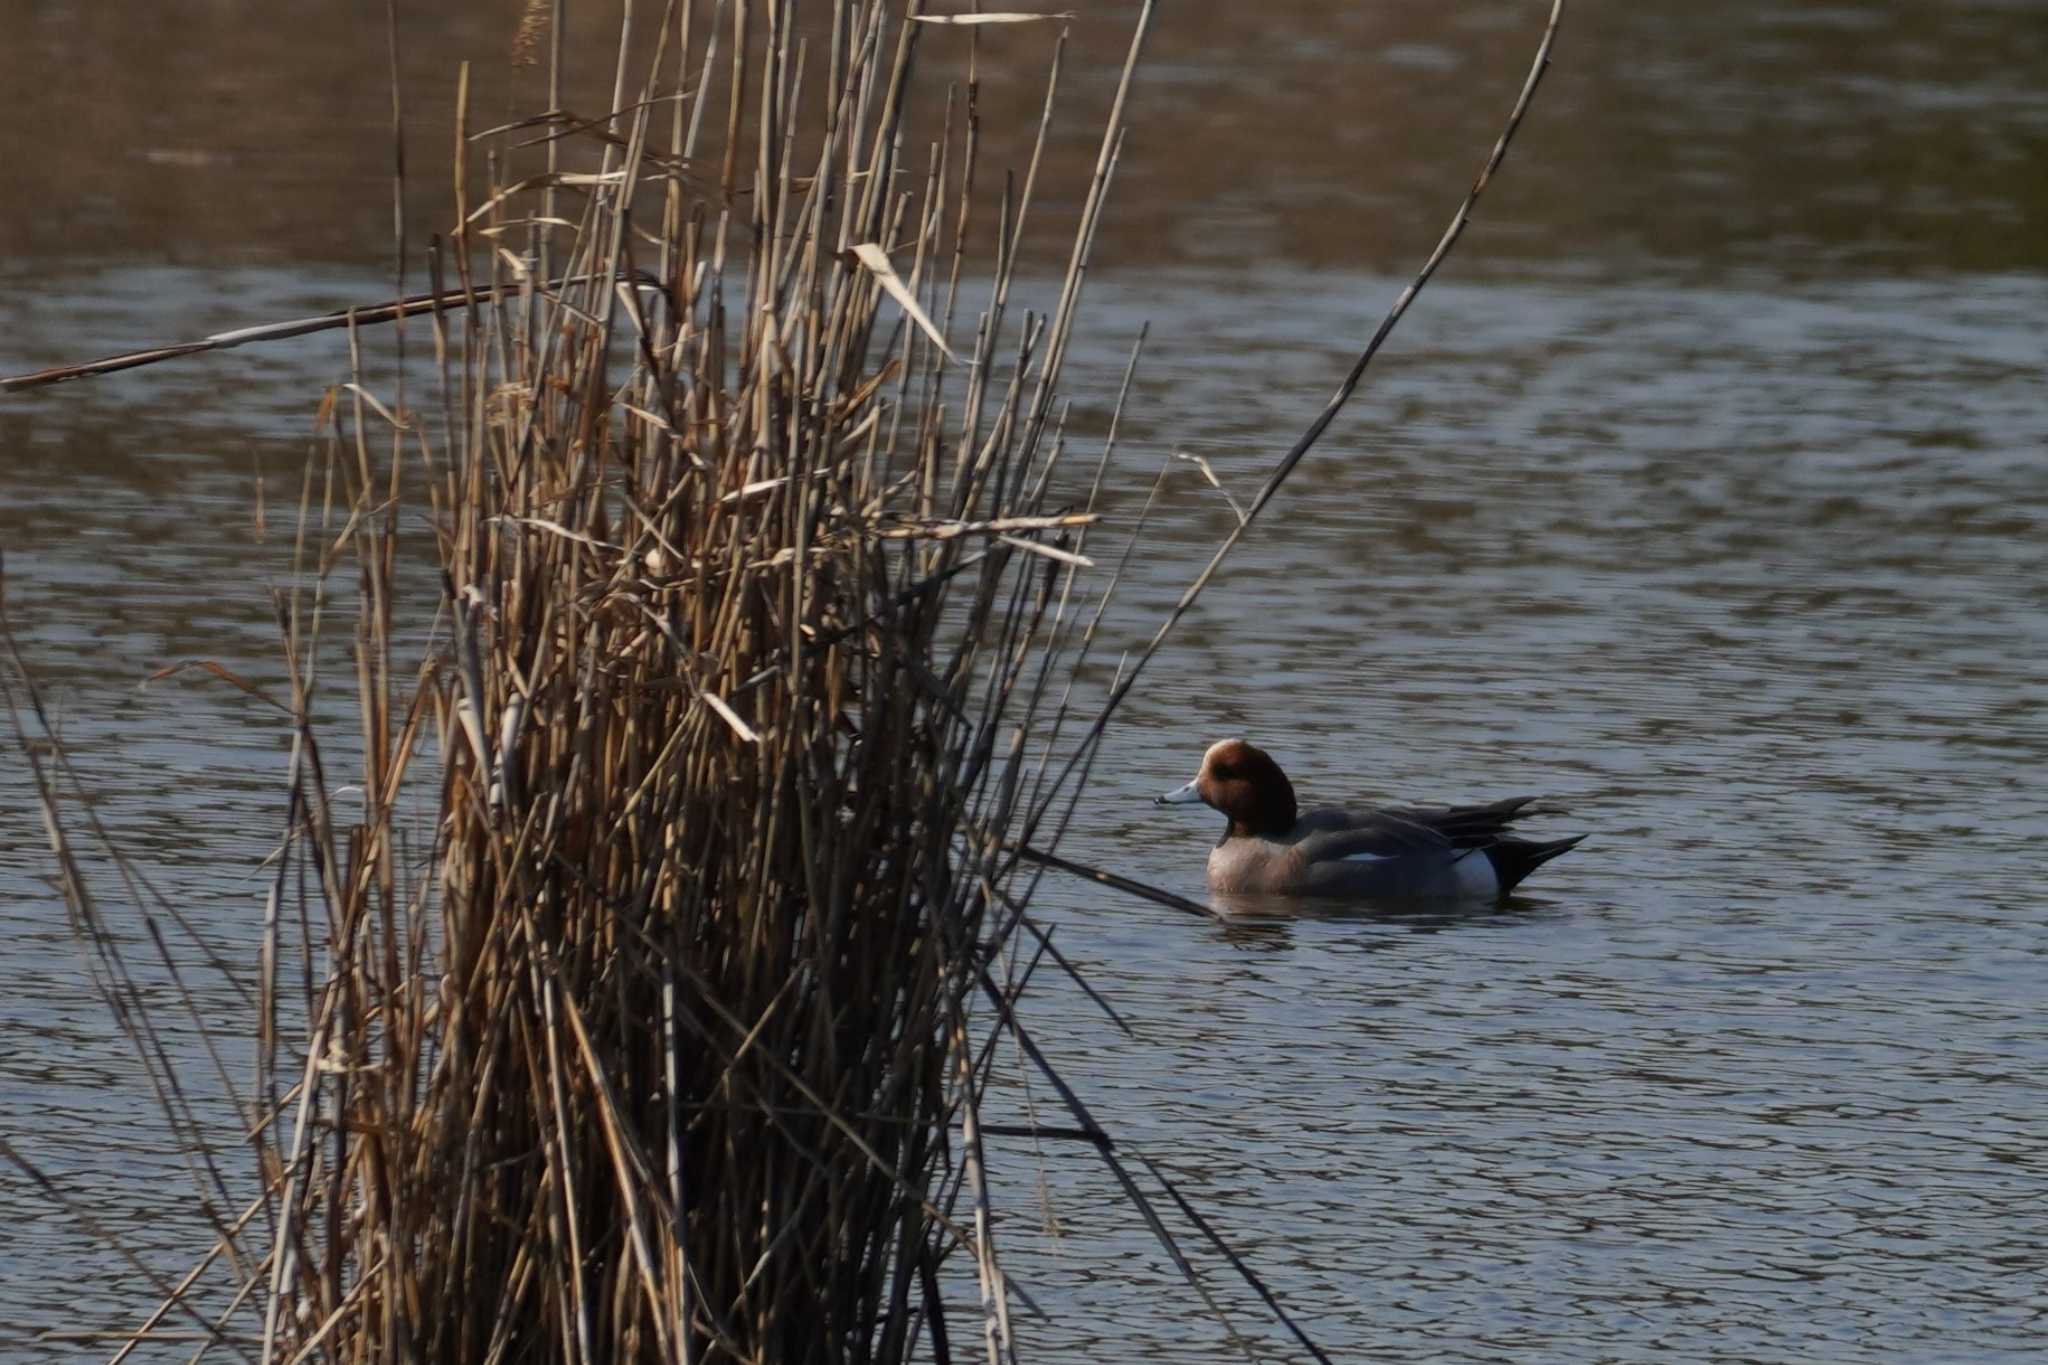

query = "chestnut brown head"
(1156, 738), (1298, 839)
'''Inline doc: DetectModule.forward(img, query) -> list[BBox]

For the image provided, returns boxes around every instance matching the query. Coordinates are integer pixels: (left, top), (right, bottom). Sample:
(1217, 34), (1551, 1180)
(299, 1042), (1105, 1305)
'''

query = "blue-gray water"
(986, 264), (2048, 1360)
(4, 1), (2047, 1359)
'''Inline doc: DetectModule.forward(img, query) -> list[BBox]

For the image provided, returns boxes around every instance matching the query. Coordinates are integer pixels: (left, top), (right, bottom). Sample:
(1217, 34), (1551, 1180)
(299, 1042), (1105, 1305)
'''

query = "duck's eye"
(1213, 766), (1233, 780)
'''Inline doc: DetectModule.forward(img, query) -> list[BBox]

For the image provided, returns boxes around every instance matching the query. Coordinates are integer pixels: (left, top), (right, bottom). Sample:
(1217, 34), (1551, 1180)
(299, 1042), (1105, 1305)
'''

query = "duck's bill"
(1154, 779), (1203, 806)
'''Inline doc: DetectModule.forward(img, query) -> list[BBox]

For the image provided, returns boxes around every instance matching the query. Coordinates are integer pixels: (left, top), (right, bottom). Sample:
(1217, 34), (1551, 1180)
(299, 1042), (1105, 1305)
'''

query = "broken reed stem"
(1034, 0), (1566, 814)
(0, 272), (633, 394)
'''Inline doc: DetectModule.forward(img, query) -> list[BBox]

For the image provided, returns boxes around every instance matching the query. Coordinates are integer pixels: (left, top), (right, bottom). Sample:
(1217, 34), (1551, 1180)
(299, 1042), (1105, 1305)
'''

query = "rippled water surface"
(983, 264), (2048, 1360)
(3, 1), (2046, 1360)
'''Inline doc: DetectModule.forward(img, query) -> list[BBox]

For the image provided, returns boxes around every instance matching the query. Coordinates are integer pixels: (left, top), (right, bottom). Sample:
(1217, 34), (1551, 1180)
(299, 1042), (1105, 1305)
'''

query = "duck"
(1156, 738), (1584, 901)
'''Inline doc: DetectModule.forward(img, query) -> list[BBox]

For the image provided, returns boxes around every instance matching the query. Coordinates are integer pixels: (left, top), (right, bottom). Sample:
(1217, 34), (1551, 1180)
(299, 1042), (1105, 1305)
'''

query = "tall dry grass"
(233, 4), (1163, 1361)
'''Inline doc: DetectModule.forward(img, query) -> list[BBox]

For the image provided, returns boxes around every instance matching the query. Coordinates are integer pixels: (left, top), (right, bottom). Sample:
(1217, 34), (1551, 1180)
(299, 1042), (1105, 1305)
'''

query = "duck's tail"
(1483, 833), (1587, 895)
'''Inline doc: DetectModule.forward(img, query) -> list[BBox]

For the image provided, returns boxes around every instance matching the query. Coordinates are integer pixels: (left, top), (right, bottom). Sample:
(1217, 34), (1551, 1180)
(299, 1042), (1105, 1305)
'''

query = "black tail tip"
(1485, 833), (1587, 895)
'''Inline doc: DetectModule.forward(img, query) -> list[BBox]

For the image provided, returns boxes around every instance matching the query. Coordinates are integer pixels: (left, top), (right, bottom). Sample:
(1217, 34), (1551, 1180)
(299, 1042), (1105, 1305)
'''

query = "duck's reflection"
(1205, 890), (1563, 950)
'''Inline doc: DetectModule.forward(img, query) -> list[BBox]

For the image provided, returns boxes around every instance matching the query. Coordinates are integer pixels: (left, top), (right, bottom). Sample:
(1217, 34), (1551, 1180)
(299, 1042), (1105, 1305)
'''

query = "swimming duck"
(1156, 738), (1584, 900)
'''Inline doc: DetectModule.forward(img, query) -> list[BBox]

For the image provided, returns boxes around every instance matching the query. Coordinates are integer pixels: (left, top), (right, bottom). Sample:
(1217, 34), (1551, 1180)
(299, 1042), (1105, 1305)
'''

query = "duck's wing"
(1372, 795), (1554, 850)
(1294, 808), (1458, 864)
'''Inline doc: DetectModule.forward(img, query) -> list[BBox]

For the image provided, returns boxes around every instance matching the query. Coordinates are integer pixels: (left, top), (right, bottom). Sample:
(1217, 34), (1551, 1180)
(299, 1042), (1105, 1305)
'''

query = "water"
(3, 1), (2046, 1359)
(986, 264), (2048, 1360)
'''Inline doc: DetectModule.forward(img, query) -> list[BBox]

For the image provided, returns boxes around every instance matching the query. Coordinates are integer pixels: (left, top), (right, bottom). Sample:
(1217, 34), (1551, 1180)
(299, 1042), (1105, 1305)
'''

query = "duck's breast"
(1206, 836), (1305, 894)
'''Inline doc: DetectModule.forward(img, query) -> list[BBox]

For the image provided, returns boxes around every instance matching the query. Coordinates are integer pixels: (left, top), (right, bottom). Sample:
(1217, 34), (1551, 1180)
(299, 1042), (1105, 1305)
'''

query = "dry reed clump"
(230, 5), (1156, 1363)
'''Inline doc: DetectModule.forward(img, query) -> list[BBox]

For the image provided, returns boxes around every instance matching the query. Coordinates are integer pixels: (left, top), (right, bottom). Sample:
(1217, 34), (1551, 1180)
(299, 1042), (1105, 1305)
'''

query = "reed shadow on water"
(0, 1), (1567, 1360)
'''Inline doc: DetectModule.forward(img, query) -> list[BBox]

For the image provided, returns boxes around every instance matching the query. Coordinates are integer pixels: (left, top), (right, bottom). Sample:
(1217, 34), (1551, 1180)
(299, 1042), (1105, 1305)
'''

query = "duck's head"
(1156, 738), (1298, 838)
